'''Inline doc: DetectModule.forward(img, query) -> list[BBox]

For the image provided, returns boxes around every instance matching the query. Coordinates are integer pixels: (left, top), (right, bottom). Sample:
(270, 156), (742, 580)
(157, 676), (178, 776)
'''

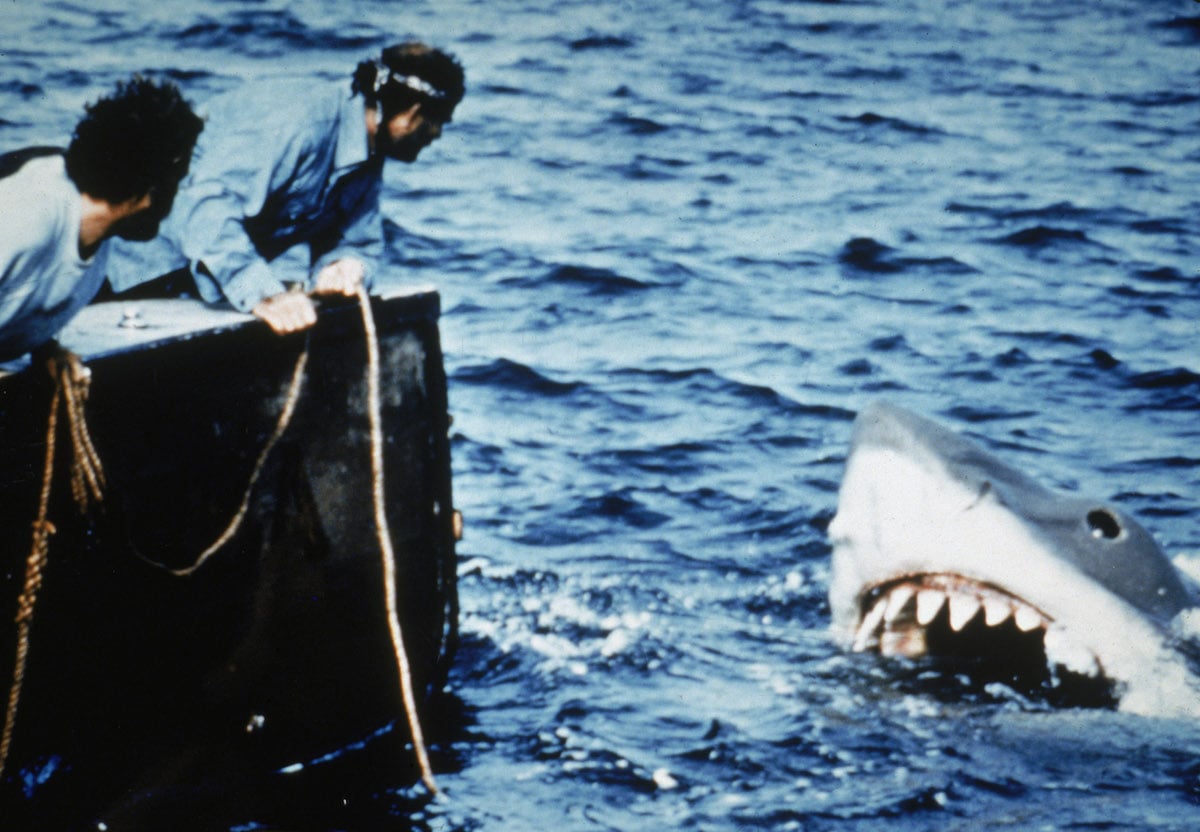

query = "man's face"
(111, 180), (179, 241)
(112, 155), (188, 241)
(376, 102), (450, 163)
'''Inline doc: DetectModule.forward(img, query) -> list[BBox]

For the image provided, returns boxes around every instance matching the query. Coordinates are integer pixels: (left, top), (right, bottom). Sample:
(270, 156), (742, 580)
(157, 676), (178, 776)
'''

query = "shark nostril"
(1086, 508), (1122, 540)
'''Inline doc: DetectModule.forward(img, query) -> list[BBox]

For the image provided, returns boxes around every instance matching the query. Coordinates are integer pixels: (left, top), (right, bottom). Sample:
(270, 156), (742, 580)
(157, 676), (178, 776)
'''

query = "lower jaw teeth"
(1043, 625), (1101, 677)
(879, 627), (927, 658)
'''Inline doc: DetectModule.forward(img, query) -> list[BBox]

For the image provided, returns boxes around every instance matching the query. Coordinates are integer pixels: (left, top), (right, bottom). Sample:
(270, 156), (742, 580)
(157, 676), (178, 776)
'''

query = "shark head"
(828, 400), (1200, 716)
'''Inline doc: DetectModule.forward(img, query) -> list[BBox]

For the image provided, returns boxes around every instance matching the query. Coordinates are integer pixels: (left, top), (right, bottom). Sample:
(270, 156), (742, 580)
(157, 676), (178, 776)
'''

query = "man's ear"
(394, 101), (423, 127)
(116, 192), (152, 216)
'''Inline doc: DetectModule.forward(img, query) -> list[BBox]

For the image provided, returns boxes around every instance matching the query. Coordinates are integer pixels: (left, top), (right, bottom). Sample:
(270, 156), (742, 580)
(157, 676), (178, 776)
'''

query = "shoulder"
(0, 155), (74, 251)
(195, 80), (347, 161)
(205, 78), (344, 127)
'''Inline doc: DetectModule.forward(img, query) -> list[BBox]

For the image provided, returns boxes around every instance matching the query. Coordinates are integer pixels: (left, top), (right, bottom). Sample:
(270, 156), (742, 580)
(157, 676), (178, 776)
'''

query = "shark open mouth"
(852, 573), (1117, 704)
(829, 402), (1200, 714)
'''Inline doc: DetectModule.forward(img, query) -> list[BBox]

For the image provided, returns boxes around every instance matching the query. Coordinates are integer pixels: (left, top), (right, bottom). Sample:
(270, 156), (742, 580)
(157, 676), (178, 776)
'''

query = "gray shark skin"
(828, 400), (1200, 717)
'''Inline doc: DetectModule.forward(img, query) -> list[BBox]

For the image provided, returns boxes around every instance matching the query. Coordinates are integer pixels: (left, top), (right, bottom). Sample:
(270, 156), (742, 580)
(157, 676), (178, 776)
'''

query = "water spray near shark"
(828, 400), (1200, 718)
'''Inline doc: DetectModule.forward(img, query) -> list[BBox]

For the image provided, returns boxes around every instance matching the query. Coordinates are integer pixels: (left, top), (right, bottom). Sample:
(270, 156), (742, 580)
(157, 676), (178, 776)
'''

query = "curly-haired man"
(0, 77), (203, 362)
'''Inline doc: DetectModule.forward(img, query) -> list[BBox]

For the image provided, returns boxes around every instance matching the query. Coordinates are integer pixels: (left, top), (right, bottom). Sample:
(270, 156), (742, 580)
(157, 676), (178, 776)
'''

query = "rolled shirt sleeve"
(309, 164), (384, 290)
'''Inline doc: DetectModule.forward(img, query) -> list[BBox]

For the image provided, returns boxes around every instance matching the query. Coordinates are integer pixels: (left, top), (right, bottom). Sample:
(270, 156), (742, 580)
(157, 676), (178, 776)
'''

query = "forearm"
(178, 192), (288, 312)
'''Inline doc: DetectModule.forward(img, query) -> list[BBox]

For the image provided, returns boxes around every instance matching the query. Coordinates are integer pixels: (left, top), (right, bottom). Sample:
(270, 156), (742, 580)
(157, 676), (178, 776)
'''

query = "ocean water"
(3, 0), (1200, 829)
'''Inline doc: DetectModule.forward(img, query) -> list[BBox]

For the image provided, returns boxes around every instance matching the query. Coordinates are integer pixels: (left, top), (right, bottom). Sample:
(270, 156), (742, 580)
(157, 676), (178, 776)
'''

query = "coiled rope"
(1, 352), (105, 779)
(0, 292), (438, 794)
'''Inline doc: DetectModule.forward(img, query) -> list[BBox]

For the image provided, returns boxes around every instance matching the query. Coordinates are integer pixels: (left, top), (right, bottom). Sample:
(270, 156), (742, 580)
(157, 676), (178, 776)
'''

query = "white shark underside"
(828, 401), (1200, 717)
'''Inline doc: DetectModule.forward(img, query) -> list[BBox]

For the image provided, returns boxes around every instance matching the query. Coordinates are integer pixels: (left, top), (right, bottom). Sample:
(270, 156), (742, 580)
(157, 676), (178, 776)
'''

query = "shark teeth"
(853, 596), (888, 652)
(884, 584), (916, 623)
(982, 596), (1012, 627)
(948, 594), (982, 631)
(1014, 604), (1043, 632)
(915, 589), (945, 625)
(852, 574), (1052, 655)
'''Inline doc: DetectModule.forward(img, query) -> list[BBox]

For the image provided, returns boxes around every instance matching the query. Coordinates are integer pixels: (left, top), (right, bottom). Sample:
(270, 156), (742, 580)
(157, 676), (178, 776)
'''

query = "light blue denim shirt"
(107, 79), (382, 312)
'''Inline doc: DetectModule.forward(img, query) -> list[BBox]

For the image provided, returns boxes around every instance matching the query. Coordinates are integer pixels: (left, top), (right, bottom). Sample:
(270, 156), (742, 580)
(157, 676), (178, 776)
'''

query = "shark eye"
(1086, 508), (1122, 540)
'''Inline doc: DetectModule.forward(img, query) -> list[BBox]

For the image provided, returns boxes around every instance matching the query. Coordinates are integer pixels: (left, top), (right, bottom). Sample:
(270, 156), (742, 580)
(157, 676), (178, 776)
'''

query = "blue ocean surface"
(3, 0), (1200, 829)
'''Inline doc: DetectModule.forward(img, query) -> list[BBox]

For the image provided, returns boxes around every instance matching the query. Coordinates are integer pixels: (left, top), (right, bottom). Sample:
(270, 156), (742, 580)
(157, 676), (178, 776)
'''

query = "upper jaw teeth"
(915, 589), (944, 625)
(948, 593), (981, 631)
(853, 575), (1051, 655)
(982, 595), (1011, 627)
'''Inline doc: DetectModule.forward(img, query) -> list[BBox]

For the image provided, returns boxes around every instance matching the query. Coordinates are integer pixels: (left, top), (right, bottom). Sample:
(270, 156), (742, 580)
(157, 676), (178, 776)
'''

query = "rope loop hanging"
(165, 340), (309, 577)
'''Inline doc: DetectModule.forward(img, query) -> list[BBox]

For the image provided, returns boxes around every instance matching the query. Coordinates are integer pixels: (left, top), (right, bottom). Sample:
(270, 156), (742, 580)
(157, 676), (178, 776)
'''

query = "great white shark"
(828, 400), (1200, 717)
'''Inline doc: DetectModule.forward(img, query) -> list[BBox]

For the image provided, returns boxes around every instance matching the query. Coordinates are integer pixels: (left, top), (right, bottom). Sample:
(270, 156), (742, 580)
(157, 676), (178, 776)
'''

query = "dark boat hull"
(0, 289), (457, 825)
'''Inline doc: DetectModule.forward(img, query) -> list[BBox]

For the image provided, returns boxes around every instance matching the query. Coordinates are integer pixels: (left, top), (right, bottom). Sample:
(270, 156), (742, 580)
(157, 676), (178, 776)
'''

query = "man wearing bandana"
(104, 42), (465, 334)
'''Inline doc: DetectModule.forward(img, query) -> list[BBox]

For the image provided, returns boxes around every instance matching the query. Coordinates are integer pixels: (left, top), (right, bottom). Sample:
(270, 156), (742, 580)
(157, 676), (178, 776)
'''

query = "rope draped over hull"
(357, 284), (438, 794)
(0, 292), (439, 793)
(1, 352), (105, 777)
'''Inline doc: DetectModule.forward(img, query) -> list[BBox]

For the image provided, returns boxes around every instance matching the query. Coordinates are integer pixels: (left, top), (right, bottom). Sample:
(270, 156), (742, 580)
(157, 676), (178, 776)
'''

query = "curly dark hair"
(65, 76), (203, 204)
(352, 41), (465, 122)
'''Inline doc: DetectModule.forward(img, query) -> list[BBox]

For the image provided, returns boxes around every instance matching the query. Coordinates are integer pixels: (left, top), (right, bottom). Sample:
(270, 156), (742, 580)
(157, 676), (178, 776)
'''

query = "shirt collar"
(333, 86), (372, 171)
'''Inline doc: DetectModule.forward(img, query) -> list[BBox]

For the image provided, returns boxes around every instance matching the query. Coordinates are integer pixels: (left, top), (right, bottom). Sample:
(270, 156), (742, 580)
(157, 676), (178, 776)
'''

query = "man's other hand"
(313, 258), (365, 297)
(252, 288), (318, 334)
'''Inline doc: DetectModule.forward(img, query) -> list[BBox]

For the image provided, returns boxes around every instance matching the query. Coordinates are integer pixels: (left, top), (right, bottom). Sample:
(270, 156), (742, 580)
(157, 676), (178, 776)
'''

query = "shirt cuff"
(212, 260), (289, 312)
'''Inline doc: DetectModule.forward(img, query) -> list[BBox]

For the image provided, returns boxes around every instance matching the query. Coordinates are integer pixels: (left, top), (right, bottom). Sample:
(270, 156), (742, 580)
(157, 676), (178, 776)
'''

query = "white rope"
(357, 284), (439, 794)
(167, 345), (308, 577)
